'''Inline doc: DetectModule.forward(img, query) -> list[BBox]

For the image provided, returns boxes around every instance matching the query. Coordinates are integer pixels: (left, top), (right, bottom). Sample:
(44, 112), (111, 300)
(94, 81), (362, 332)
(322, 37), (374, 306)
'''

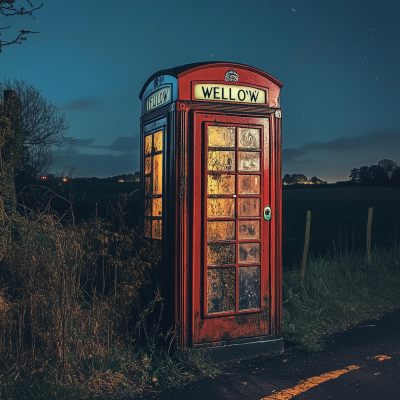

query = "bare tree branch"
(1, 77), (76, 179)
(1, 77), (73, 147)
(0, 1), (44, 18)
(0, 1), (44, 52)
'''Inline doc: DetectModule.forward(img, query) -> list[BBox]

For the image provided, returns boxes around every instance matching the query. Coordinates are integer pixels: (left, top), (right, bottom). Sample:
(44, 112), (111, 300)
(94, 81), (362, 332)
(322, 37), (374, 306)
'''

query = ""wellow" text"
(194, 84), (266, 104)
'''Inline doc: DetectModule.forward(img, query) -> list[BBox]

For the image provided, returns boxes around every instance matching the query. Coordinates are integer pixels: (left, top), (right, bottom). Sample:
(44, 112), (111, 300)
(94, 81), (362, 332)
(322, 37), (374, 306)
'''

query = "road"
(133, 308), (400, 400)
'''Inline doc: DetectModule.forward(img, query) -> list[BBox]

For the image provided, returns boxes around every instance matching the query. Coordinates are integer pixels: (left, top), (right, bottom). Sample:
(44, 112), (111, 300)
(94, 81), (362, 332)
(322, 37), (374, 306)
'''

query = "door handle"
(263, 206), (271, 221)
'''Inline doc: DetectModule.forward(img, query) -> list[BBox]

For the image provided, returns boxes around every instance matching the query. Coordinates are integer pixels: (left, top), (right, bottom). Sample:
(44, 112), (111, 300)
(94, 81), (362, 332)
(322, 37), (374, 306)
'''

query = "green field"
(36, 180), (400, 270)
(282, 191), (400, 269)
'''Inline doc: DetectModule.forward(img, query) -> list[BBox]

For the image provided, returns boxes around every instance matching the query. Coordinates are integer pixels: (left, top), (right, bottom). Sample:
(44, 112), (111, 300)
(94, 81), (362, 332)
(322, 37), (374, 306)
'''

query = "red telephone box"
(139, 62), (283, 362)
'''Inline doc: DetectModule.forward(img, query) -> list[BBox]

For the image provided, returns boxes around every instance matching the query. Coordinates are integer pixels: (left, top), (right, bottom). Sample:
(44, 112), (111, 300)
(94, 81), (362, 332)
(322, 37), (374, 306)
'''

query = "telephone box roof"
(138, 61), (283, 100)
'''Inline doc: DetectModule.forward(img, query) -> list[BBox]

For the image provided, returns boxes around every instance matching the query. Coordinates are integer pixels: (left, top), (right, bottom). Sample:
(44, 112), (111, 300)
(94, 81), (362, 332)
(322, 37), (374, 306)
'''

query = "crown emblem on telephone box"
(225, 69), (239, 82)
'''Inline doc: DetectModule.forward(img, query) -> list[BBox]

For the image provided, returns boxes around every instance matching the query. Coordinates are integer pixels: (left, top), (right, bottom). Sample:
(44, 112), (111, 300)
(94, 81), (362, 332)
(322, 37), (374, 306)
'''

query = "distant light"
(62, 178), (68, 182)
(118, 179), (124, 182)
(41, 176), (47, 179)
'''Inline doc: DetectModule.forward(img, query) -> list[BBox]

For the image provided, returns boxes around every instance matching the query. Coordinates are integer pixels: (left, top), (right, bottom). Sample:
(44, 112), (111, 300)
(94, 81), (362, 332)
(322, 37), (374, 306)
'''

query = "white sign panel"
(146, 86), (171, 113)
(194, 84), (266, 104)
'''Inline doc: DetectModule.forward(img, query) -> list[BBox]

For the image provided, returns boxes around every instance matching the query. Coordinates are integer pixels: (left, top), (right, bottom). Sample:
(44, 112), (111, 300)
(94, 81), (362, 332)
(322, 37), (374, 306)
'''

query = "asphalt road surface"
(133, 308), (400, 400)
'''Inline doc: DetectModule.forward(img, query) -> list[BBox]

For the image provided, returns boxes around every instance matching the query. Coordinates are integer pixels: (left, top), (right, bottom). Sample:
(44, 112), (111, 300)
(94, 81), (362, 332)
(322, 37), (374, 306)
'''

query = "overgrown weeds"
(0, 188), (219, 399)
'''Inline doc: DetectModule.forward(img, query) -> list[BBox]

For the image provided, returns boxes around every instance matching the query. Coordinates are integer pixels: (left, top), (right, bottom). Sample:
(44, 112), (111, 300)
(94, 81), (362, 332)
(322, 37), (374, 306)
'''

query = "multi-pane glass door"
(144, 130), (163, 240)
(205, 124), (264, 316)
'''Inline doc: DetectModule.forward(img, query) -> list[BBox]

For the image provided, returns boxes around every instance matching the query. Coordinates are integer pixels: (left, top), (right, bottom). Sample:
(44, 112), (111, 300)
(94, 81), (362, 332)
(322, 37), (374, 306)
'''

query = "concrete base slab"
(179, 338), (284, 364)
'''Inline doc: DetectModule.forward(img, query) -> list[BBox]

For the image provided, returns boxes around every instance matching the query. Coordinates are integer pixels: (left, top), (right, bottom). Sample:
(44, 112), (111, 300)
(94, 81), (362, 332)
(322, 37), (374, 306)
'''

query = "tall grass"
(282, 234), (400, 350)
(0, 189), (218, 399)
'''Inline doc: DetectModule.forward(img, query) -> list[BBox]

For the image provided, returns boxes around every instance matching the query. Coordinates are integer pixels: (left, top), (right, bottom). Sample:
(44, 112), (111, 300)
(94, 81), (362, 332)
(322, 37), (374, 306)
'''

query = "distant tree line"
(349, 159), (400, 186)
(101, 173), (140, 182)
(282, 159), (400, 187)
(70, 172), (140, 182)
(282, 174), (327, 185)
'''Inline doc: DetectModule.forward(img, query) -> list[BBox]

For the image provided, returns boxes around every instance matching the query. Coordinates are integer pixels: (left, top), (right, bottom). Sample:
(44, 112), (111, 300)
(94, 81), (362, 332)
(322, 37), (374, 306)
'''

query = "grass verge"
(282, 235), (400, 350)
(0, 188), (399, 398)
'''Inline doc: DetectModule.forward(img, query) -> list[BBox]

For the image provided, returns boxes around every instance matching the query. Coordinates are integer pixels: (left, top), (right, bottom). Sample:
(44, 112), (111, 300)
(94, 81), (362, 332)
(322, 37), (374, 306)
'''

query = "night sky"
(1, 0), (399, 182)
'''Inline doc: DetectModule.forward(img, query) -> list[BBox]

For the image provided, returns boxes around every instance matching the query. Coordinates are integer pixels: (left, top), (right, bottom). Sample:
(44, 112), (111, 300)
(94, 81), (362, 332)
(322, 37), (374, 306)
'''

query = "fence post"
(366, 207), (373, 263)
(301, 210), (311, 279)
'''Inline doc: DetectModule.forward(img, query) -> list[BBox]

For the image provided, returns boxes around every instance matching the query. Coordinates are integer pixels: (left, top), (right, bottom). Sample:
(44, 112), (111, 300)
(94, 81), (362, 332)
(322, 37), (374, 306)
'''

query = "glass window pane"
(153, 130), (163, 152)
(144, 218), (151, 238)
(145, 135), (152, 154)
(153, 154), (162, 195)
(238, 128), (260, 149)
(239, 220), (260, 240)
(208, 150), (235, 171)
(207, 268), (236, 314)
(144, 198), (151, 216)
(239, 243), (260, 263)
(238, 151), (260, 171)
(207, 198), (235, 218)
(152, 220), (162, 240)
(238, 175), (260, 195)
(239, 266), (261, 310)
(207, 243), (235, 265)
(208, 126), (236, 148)
(238, 198), (260, 217)
(208, 174), (235, 195)
(145, 157), (152, 175)
(207, 221), (235, 241)
(152, 198), (162, 216)
(145, 176), (152, 195)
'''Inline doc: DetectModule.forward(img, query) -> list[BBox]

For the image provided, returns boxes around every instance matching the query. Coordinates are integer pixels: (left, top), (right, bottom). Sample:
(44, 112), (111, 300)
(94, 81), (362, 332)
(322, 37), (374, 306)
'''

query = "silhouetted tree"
(378, 159), (398, 179)
(291, 174), (308, 184)
(358, 166), (371, 183)
(283, 173), (326, 185)
(282, 174), (293, 185)
(350, 161), (398, 184)
(0, 77), (74, 184)
(0, 1), (44, 53)
(349, 168), (360, 183)
(391, 168), (400, 187)
(368, 165), (389, 183)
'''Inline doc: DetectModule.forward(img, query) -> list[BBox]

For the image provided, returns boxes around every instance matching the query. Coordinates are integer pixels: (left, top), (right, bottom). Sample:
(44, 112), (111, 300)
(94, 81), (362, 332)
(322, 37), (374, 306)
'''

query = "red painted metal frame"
(178, 64), (282, 108)
(174, 104), (190, 350)
(170, 62), (282, 351)
(193, 113), (271, 344)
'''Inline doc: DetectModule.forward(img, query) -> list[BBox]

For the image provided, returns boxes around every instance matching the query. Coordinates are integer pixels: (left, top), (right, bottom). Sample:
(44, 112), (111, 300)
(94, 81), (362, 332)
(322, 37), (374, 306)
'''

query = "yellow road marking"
(261, 365), (360, 400)
(368, 355), (391, 361)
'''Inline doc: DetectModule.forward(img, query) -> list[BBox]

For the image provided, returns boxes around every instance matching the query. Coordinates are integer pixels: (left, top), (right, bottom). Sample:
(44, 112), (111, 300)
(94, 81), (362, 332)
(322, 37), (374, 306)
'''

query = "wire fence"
(281, 210), (400, 270)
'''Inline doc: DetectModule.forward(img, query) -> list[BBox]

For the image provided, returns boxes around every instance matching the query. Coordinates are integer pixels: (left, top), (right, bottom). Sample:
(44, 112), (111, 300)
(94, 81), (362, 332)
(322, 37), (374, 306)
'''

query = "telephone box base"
(181, 338), (284, 364)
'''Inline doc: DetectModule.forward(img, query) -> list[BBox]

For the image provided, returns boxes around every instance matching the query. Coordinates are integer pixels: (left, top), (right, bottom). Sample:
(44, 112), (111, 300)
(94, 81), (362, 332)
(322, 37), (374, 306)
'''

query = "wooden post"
(301, 210), (311, 279)
(366, 207), (373, 264)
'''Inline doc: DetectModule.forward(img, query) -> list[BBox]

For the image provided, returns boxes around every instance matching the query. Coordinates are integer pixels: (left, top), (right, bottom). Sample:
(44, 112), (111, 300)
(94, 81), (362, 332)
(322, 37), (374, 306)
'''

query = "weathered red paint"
(140, 62), (283, 359)
(174, 63), (282, 349)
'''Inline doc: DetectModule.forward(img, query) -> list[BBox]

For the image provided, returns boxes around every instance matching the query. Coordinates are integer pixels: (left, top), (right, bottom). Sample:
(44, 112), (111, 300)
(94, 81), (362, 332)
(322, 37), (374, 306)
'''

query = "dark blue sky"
(1, 0), (399, 182)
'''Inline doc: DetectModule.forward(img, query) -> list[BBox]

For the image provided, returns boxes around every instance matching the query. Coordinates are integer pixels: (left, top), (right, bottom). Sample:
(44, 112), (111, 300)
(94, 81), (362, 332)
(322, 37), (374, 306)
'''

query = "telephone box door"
(193, 113), (273, 345)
